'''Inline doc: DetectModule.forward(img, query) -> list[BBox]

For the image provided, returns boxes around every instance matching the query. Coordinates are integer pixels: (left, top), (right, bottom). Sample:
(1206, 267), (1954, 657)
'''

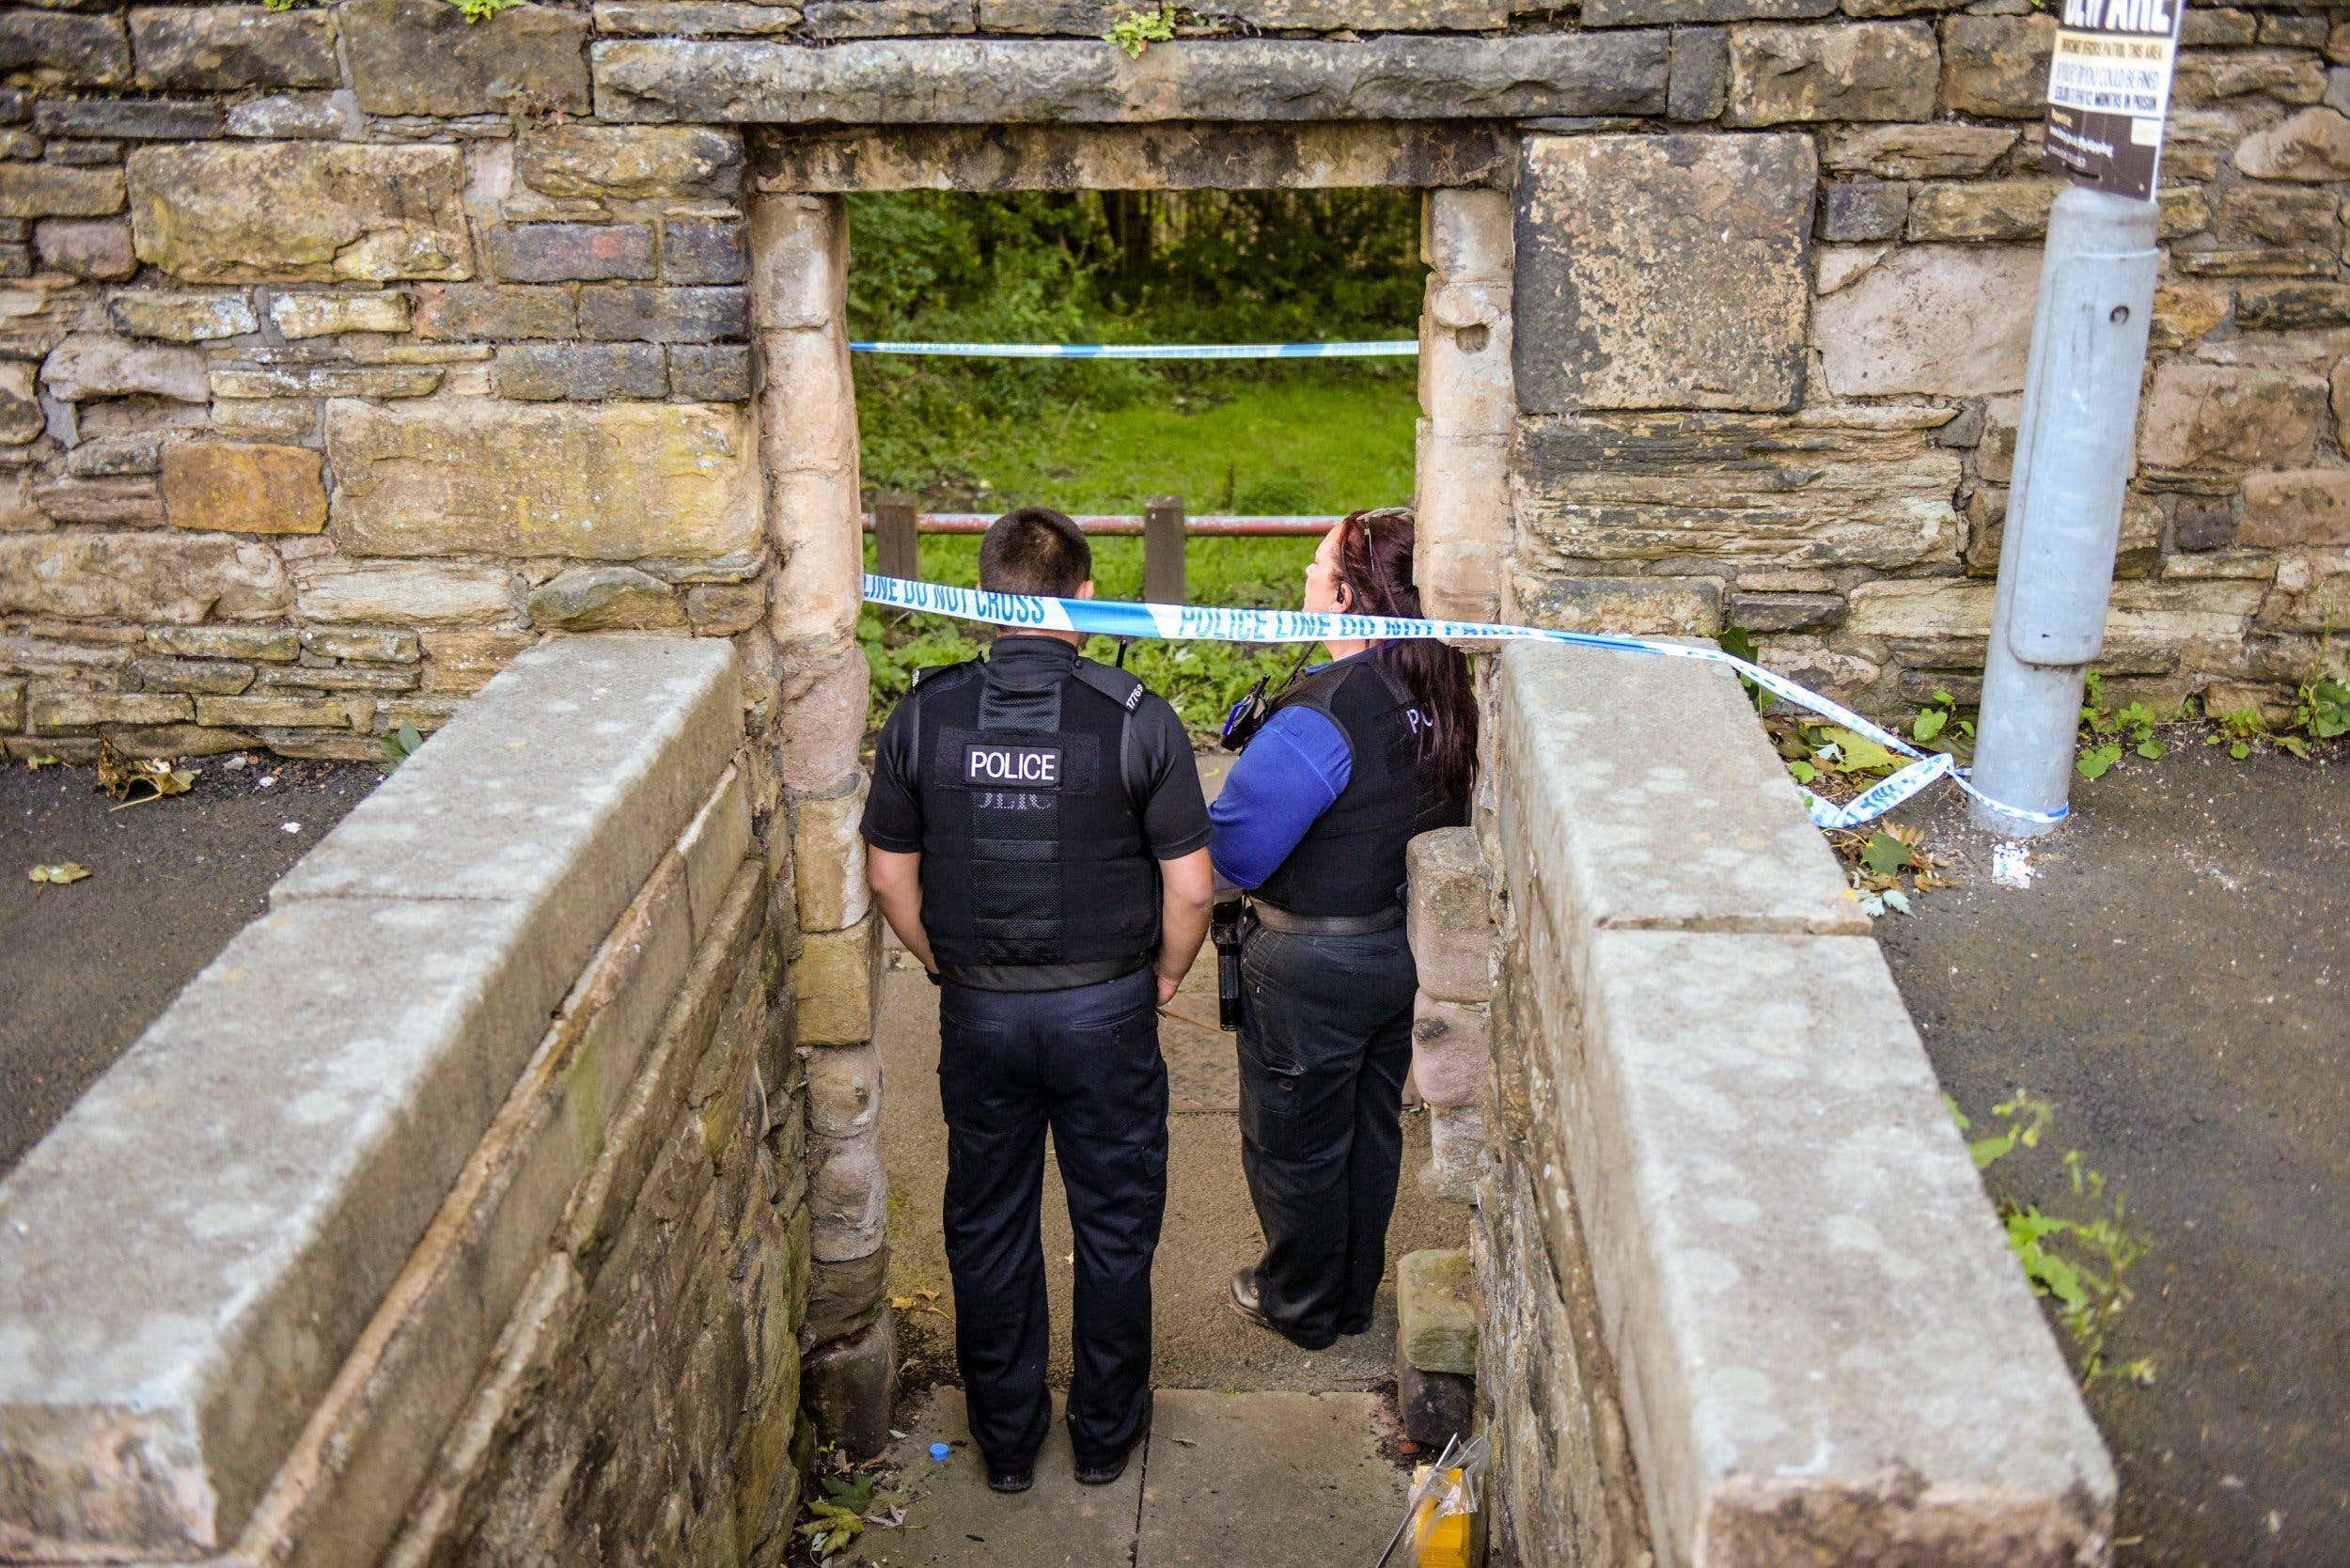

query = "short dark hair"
(979, 508), (1091, 597)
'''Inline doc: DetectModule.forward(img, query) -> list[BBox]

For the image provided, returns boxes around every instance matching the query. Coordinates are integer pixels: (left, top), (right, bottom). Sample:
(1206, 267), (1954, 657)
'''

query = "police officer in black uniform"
(863, 508), (1214, 1494)
(1208, 507), (1477, 1351)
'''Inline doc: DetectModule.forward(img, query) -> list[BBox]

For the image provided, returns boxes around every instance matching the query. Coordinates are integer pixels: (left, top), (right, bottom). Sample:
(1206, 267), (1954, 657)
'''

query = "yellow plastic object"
(1417, 1507), (1471, 1568)
(1408, 1465), (1475, 1568)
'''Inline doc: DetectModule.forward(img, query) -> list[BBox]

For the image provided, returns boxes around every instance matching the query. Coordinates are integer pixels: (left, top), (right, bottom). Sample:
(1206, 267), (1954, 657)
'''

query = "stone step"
(842, 1388), (1413, 1568)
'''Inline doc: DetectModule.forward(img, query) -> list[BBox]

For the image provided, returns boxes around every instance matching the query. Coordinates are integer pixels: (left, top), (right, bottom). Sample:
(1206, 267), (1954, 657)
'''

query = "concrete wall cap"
(1496, 639), (1869, 936)
(0, 635), (746, 1558)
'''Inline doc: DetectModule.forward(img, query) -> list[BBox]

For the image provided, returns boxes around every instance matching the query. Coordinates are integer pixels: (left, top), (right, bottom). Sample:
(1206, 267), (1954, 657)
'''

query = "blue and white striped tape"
(848, 339), (1419, 360)
(862, 573), (2063, 831)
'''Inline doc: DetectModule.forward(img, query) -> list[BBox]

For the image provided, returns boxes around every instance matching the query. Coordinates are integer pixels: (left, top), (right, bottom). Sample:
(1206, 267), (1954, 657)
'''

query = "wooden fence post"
(1144, 494), (1185, 605)
(874, 492), (919, 581)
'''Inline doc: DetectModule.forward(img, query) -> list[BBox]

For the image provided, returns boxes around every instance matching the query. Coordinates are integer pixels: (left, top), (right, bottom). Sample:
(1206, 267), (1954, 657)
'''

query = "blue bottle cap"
(930, 1442), (950, 1461)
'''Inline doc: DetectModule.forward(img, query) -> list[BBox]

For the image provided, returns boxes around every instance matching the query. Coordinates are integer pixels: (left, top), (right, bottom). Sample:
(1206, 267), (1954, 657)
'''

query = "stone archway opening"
(743, 118), (1520, 1459)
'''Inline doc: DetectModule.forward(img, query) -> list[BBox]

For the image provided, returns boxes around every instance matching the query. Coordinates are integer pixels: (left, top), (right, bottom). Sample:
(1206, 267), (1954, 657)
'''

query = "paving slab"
(842, 1389), (1143, 1568)
(1135, 1391), (1411, 1568)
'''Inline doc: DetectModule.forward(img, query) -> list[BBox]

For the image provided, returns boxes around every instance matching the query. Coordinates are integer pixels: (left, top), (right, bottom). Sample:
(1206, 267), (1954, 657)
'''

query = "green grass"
(844, 186), (1423, 736)
(857, 364), (1418, 515)
(856, 364), (1416, 737)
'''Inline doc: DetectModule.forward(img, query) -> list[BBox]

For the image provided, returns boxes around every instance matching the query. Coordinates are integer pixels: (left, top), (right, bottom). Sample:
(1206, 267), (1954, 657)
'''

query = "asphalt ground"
(0, 755), (380, 1178)
(1874, 738), (2349, 1568)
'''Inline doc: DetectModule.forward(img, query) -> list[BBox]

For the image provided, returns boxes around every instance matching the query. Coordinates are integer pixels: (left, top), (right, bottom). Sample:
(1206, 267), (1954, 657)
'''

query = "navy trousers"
(936, 965), (1167, 1470)
(1234, 922), (1418, 1350)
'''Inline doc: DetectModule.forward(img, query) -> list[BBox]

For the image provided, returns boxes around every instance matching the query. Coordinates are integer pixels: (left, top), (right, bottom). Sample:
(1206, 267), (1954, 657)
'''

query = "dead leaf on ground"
(96, 744), (196, 809)
(28, 862), (89, 886)
(24, 753), (61, 770)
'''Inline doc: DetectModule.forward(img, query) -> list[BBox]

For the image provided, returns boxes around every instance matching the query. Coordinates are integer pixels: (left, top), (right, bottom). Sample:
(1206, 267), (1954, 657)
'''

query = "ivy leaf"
(2136, 736), (2165, 760)
(1860, 830), (1913, 878)
(2075, 742), (2122, 780)
(1789, 759), (1818, 785)
(1912, 707), (1947, 742)
(1818, 727), (1900, 775)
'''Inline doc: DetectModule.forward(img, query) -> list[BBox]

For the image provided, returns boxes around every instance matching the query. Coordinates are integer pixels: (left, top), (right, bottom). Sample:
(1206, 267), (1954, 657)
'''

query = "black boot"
(1228, 1266), (1277, 1333)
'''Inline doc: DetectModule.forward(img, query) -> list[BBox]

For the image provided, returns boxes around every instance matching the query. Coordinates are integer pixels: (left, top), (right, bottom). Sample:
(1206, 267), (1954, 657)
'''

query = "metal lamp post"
(1966, 184), (2161, 838)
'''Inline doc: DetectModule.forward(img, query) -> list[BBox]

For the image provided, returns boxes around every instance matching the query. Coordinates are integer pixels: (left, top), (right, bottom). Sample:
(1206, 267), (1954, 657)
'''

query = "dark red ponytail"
(1333, 507), (1478, 808)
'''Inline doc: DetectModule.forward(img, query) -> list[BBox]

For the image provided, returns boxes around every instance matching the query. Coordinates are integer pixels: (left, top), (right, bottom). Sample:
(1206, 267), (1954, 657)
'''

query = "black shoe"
(1073, 1449), (1129, 1486)
(987, 1466), (1033, 1494)
(1228, 1266), (1277, 1333)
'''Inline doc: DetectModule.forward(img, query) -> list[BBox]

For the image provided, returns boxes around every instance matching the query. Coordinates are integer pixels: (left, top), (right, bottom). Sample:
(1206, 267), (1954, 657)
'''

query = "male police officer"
(863, 508), (1214, 1494)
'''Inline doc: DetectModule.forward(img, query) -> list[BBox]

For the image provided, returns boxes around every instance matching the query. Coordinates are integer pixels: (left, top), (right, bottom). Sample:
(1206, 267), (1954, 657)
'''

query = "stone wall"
(0, 636), (822, 1567)
(1504, 8), (2350, 720)
(0, 3), (2341, 780)
(1472, 637), (2117, 1568)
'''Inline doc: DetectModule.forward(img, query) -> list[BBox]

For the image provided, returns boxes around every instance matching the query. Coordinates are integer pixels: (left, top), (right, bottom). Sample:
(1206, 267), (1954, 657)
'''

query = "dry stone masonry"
(0, 639), (816, 1568)
(0, 0), (2341, 774)
(1476, 640), (2116, 1567)
(0, 1), (2342, 1561)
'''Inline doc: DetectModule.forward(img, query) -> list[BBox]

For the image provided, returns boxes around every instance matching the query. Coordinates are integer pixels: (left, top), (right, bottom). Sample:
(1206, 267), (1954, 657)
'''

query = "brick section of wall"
(0, 638), (810, 1566)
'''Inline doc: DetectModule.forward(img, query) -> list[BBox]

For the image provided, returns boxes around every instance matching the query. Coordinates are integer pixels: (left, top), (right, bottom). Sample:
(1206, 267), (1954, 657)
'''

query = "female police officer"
(1209, 506), (1477, 1350)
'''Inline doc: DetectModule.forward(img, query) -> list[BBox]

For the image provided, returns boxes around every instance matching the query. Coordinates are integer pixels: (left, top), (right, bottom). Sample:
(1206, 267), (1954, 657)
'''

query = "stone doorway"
(746, 119), (1520, 1451)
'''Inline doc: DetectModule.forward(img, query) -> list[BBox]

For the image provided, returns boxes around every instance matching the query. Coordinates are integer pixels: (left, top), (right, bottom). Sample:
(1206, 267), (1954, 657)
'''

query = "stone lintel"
(0, 639), (742, 1556)
(596, 34), (1670, 125)
(1512, 406), (1966, 571)
(753, 119), (1515, 191)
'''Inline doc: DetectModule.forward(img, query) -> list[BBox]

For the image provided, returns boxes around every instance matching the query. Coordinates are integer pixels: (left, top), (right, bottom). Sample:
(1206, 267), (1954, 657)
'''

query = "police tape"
(847, 339), (1419, 359)
(861, 573), (2066, 831)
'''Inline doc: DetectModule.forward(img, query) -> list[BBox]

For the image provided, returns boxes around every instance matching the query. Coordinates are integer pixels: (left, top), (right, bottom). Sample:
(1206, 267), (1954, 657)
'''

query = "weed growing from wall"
(1104, 4), (1177, 56)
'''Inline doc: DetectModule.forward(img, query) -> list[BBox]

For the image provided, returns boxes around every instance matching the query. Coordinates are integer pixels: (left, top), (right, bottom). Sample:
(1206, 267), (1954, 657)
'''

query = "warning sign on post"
(2043, 0), (2185, 202)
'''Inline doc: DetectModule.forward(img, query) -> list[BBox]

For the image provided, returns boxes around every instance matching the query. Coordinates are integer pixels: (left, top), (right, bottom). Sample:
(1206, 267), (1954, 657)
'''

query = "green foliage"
(446, 0), (521, 19)
(1716, 626), (1771, 714)
(846, 188), (1422, 508)
(2199, 641), (2350, 760)
(849, 188), (1420, 733)
(1958, 1093), (2154, 1388)
(1836, 820), (1940, 917)
(798, 1471), (877, 1560)
(1104, 3), (1176, 55)
(2295, 675), (2350, 741)
(2076, 670), (2172, 778)
(379, 721), (424, 770)
(863, 534), (1322, 735)
(1859, 829), (1914, 880)
(262, 0), (321, 9)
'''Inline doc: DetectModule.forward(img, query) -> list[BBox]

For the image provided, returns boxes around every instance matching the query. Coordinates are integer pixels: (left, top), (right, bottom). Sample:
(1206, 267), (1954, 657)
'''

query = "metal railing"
(863, 493), (1339, 605)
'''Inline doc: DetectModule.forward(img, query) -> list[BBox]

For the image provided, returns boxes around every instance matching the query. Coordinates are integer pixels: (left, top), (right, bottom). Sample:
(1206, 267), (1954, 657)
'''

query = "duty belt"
(1246, 898), (1404, 936)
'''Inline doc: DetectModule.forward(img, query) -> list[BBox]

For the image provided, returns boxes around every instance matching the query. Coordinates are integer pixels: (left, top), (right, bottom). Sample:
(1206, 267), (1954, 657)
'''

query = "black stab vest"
(904, 643), (1161, 992)
(1251, 653), (1466, 918)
